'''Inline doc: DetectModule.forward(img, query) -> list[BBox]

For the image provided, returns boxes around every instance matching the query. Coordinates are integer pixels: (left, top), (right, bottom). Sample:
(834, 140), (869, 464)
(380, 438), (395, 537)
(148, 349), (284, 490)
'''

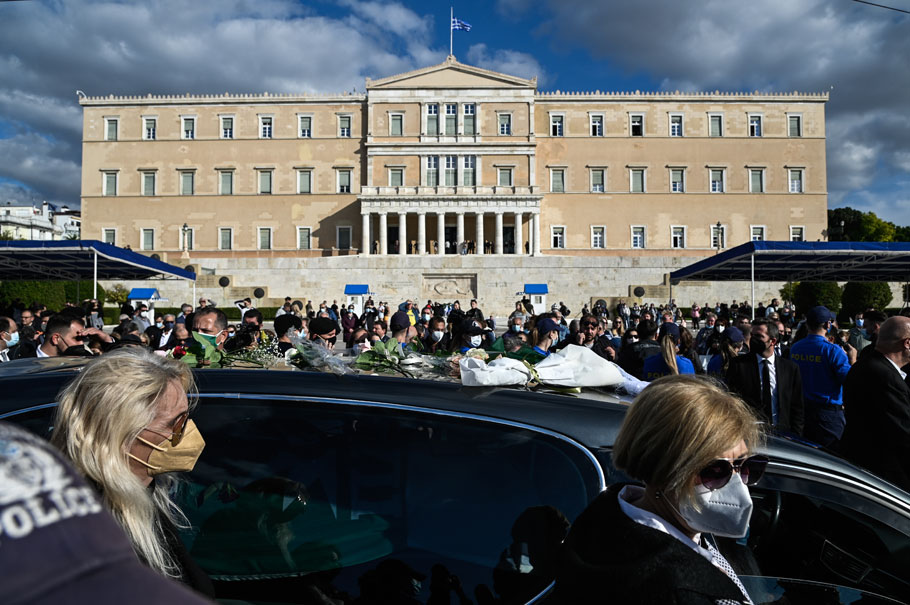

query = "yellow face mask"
(128, 419), (206, 476)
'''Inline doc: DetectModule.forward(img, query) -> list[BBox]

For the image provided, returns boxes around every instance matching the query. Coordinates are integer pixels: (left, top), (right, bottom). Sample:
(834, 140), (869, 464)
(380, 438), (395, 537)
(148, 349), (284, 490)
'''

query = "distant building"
(0, 201), (80, 240)
(78, 56), (827, 310)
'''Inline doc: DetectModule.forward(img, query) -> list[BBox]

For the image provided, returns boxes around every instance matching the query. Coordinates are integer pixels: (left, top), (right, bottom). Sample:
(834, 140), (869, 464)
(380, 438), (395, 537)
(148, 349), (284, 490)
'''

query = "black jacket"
(551, 485), (748, 604)
(842, 350), (910, 492)
(617, 340), (661, 380)
(726, 353), (805, 436)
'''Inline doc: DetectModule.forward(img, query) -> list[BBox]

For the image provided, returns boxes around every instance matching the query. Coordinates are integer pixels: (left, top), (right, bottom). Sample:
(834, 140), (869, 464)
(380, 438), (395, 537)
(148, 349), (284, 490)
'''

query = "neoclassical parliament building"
(80, 56), (828, 309)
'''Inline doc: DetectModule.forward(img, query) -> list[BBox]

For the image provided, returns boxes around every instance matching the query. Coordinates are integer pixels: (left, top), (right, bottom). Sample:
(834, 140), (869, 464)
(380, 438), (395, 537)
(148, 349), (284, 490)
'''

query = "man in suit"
(145, 314), (177, 351)
(726, 317), (805, 435)
(841, 316), (910, 491)
(0, 316), (20, 362)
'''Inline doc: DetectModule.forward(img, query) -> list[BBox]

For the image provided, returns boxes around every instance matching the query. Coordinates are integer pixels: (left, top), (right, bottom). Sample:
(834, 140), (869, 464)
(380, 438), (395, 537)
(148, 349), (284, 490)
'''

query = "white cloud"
(0, 133), (81, 202)
(466, 43), (546, 85)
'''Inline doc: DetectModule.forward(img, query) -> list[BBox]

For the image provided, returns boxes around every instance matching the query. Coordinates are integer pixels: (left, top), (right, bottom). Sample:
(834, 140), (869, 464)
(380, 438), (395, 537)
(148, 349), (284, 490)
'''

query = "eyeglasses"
(145, 412), (189, 447)
(698, 454), (769, 490)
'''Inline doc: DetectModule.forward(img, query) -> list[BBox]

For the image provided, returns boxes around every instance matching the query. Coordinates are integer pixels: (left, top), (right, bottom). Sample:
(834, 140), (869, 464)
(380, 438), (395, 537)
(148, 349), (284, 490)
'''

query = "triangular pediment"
(367, 56), (536, 90)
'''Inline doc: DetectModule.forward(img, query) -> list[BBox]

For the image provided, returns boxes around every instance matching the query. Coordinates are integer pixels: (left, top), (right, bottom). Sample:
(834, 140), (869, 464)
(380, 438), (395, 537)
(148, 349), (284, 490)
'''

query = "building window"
(426, 156), (438, 186)
(550, 114), (564, 137)
(102, 228), (116, 245)
(104, 117), (118, 141)
(141, 229), (155, 251)
(258, 227), (272, 250)
(390, 113), (403, 136)
(789, 169), (804, 193)
(550, 168), (565, 193)
(630, 114), (644, 137)
(426, 104), (438, 134)
(299, 115), (312, 138)
(751, 226), (765, 241)
(184, 228), (195, 251)
(337, 226), (352, 250)
(103, 171), (117, 196)
(182, 117), (195, 140)
(631, 226), (646, 249)
(297, 170), (312, 194)
(444, 104), (457, 135)
(498, 167), (513, 187)
(709, 114), (723, 137)
(444, 155), (457, 186)
(143, 117), (157, 140)
(498, 113), (512, 135)
(671, 226), (686, 249)
(141, 171), (156, 196)
(670, 168), (685, 193)
(711, 224), (726, 249)
(710, 169), (725, 193)
(551, 226), (565, 249)
(259, 116), (273, 139)
(788, 115), (802, 137)
(220, 170), (233, 195)
(591, 226), (605, 249)
(180, 171), (194, 195)
(338, 115), (351, 138)
(749, 168), (765, 193)
(790, 226), (805, 242)
(258, 170), (273, 194)
(591, 168), (605, 192)
(669, 114), (683, 137)
(219, 227), (232, 250)
(389, 167), (404, 187)
(590, 114), (603, 136)
(338, 169), (352, 193)
(463, 156), (475, 186)
(297, 227), (311, 250)
(221, 116), (234, 139)
(749, 114), (762, 137)
(463, 104), (475, 135)
(630, 168), (646, 193)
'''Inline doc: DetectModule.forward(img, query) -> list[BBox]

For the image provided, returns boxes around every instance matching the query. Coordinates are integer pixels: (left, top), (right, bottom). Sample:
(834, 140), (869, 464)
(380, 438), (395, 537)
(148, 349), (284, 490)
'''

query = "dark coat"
(726, 353), (805, 436)
(145, 327), (177, 351)
(842, 350), (910, 492)
(550, 485), (748, 604)
(617, 339), (661, 380)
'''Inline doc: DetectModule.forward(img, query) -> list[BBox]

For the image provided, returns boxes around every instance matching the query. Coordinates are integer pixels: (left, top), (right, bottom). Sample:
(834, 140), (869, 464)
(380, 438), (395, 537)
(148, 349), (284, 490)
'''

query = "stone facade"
(80, 56), (829, 313)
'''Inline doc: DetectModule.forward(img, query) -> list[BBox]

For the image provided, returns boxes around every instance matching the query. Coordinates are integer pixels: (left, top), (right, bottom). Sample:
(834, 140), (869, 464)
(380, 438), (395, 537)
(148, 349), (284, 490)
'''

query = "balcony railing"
(360, 185), (539, 196)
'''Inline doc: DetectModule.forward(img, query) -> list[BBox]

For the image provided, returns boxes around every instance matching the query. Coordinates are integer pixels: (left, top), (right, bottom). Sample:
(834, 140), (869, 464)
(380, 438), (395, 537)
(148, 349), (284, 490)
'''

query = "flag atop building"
(451, 17), (471, 31)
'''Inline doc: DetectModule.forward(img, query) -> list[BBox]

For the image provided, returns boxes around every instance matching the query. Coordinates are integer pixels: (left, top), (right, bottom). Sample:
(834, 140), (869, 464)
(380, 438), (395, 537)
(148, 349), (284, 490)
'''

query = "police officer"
(789, 306), (856, 447)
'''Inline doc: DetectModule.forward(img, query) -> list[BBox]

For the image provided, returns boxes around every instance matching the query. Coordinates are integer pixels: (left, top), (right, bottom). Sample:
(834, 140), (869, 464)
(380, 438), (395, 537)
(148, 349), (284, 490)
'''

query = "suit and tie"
(726, 352), (805, 436)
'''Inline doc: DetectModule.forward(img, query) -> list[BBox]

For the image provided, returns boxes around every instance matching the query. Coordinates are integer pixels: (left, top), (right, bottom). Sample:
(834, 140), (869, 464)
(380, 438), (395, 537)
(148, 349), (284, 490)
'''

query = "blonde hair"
(613, 375), (762, 504)
(658, 333), (679, 375)
(51, 348), (196, 578)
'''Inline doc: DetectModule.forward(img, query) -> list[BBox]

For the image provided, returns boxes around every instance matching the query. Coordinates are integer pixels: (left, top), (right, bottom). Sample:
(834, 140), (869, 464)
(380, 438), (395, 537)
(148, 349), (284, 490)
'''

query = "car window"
(176, 395), (603, 603)
(0, 404), (57, 438)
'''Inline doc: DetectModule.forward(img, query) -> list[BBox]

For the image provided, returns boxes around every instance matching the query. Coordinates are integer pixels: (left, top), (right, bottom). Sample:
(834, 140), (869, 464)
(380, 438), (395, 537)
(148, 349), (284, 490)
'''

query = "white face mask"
(677, 473), (753, 538)
(469, 335), (483, 348)
(717, 325), (725, 333)
(431, 330), (444, 342)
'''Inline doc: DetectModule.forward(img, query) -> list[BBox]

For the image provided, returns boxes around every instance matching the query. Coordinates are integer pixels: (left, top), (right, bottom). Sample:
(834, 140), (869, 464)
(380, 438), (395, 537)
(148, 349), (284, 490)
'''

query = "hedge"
(841, 281), (893, 319)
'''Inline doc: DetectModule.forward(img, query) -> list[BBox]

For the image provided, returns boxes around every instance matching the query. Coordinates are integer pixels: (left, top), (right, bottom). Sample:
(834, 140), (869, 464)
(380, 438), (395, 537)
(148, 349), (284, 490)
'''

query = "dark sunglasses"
(582, 322), (598, 328)
(146, 412), (189, 447)
(698, 454), (768, 490)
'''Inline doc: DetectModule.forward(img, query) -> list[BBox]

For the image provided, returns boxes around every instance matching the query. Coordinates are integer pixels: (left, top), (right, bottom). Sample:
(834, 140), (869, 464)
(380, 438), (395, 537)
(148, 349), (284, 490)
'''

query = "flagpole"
(449, 6), (453, 56)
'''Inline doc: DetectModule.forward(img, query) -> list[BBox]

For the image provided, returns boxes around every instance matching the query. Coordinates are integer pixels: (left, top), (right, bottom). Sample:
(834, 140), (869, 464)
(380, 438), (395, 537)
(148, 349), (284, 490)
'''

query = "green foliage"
(841, 282), (893, 318)
(793, 281), (842, 316)
(779, 282), (799, 303)
(107, 284), (130, 306)
(0, 231), (16, 241)
(0, 281), (66, 310)
(828, 207), (902, 242)
(62, 280), (106, 307)
(171, 331), (225, 368)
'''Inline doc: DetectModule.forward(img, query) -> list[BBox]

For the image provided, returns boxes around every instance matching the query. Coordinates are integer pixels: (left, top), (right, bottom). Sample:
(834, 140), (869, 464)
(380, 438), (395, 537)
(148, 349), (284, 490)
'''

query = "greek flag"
(451, 17), (472, 31)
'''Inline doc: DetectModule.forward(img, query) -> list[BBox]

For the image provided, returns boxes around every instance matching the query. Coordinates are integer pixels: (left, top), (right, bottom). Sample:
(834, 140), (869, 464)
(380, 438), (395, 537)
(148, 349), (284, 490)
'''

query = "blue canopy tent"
(0, 240), (195, 300)
(669, 241), (910, 317)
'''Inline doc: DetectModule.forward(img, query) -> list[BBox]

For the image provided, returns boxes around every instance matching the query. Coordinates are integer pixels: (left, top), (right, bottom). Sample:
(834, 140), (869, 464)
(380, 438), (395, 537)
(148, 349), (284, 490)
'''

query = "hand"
(844, 342), (857, 364)
(79, 327), (114, 343)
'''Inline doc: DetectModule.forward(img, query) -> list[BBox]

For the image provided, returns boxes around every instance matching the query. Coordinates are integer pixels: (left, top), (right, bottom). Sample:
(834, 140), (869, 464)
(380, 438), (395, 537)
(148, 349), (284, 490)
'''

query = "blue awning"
(524, 283), (548, 294)
(0, 240), (195, 281)
(670, 241), (910, 284)
(344, 284), (370, 295)
(127, 288), (164, 300)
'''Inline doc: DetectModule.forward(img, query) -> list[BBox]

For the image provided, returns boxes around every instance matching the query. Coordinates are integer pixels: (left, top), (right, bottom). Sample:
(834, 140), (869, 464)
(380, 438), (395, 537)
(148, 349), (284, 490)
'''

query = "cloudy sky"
(1, 0), (908, 224)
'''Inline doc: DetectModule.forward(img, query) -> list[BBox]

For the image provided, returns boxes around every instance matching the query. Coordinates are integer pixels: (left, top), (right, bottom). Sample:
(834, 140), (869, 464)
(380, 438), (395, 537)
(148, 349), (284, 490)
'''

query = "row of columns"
(361, 210), (541, 256)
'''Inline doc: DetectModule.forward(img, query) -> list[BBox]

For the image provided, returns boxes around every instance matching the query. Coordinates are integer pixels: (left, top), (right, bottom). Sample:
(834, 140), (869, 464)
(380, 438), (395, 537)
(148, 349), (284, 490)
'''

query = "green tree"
(0, 281), (66, 310)
(779, 282), (799, 303)
(107, 283), (130, 306)
(828, 207), (899, 242)
(894, 225), (910, 242)
(841, 282), (893, 318)
(0, 230), (14, 241)
(793, 281), (842, 316)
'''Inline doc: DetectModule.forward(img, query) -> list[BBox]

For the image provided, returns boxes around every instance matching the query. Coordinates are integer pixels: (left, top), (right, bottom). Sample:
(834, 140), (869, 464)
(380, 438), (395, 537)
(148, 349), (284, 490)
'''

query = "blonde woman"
(51, 348), (214, 597)
(554, 375), (766, 603)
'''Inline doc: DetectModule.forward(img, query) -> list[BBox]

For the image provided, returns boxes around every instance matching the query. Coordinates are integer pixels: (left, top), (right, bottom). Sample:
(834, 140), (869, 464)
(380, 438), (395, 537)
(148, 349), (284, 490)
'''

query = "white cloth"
(886, 356), (908, 381)
(36, 346), (49, 358)
(460, 356), (532, 387)
(534, 345), (623, 387)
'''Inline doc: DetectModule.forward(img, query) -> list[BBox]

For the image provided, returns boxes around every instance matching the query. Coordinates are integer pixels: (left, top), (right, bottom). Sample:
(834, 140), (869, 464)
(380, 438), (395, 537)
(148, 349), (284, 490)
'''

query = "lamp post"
(715, 221), (722, 255)
(181, 223), (190, 259)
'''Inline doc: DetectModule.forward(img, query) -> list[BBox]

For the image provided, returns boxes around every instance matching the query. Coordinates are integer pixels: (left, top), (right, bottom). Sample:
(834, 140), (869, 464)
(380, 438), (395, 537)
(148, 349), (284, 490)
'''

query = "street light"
(715, 221), (722, 254)
(181, 223), (190, 259)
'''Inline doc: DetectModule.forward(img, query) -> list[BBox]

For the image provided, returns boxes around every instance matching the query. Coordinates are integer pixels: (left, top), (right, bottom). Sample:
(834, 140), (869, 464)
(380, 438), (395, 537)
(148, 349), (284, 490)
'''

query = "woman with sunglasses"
(554, 375), (766, 604)
(51, 348), (214, 597)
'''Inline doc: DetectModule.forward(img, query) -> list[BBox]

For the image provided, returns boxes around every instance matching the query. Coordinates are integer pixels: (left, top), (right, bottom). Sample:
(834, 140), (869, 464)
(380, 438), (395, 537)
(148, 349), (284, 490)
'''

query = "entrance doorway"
(503, 226), (515, 254)
(444, 226), (457, 254)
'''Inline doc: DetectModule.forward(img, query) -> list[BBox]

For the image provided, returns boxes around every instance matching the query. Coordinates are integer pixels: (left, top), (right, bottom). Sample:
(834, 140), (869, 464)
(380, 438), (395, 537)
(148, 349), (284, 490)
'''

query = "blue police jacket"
(642, 354), (695, 381)
(789, 334), (851, 406)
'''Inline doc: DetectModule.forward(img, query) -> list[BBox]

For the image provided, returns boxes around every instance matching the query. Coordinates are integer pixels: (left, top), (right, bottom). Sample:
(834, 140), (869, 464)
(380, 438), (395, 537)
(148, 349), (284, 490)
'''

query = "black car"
(2, 357), (909, 604)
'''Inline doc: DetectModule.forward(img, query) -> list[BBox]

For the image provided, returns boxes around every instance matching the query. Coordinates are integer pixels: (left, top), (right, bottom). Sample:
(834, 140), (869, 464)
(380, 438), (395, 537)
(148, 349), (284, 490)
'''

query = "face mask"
(195, 330), (223, 347)
(156, 321), (163, 329)
(431, 330), (444, 342)
(423, 314), (431, 322)
(629, 337), (639, 343)
(128, 420), (206, 476)
(163, 321), (174, 331)
(469, 335), (483, 348)
(677, 472), (753, 538)
(855, 319), (864, 328)
(3, 331), (19, 347)
(140, 311), (148, 318)
(717, 325), (725, 333)
(510, 324), (521, 333)
(750, 337), (766, 354)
